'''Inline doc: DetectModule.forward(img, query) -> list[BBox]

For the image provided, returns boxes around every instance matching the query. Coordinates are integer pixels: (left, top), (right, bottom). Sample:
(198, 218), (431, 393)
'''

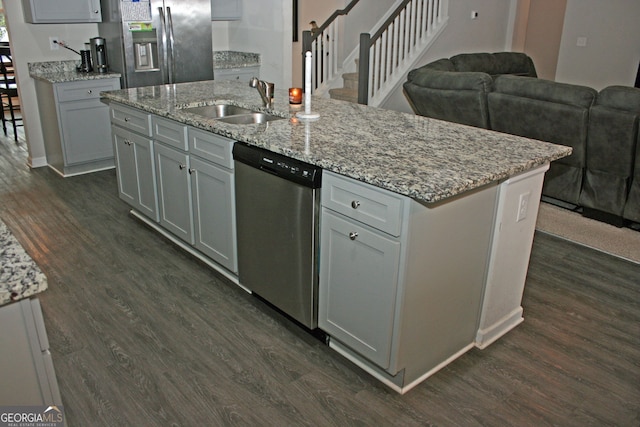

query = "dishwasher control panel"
(233, 142), (322, 188)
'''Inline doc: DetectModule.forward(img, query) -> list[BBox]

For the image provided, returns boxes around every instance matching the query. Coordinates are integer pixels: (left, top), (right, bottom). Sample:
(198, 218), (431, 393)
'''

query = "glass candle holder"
(289, 87), (302, 104)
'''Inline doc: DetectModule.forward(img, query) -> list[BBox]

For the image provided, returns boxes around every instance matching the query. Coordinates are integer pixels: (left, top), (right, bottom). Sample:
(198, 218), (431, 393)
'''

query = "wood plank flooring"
(1, 134), (639, 426)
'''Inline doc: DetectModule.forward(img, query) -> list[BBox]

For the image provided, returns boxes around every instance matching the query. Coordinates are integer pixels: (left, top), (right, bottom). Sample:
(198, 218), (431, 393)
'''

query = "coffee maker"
(90, 37), (108, 73)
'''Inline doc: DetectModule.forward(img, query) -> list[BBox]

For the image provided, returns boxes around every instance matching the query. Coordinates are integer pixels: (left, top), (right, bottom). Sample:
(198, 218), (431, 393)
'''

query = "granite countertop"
(213, 51), (260, 69)
(0, 219), (48, 307)
(100, 80), (572, 203)
(29, 60), (121, 83)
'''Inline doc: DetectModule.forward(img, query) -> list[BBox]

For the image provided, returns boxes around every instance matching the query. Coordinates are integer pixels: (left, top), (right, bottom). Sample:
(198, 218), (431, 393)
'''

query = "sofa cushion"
(596, 85), (640, 112)
(450, 52), (537, 77)
(493, 75), (597, 108)
(488, 76), (596, 205)
(409, 69), (493, 92)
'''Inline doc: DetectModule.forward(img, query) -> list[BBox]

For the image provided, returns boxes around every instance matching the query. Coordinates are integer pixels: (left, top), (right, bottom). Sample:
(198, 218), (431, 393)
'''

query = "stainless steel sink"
(182, 104), (284, 124)
(182, 104), (253, 118)
(216, 112), (284, 125)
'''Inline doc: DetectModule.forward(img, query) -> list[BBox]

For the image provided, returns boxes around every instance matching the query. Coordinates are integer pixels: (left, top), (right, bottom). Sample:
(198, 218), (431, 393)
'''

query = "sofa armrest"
(403, 82), (490, 128)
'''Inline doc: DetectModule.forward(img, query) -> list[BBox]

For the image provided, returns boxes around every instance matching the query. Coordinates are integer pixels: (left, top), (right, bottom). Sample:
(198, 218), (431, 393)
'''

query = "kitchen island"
(101, 80), (570, 393)
(0, 219), (62, 407)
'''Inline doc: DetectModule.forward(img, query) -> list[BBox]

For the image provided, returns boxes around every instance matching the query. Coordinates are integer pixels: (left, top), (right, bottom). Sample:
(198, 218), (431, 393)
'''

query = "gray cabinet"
(149, 115), (237, 272)
(110, 103), (158, 222)
(319, 209), (401, 368)
(154, 142), (194, 244)
(111, 109), (237, 273)
(189, 128), (237, 272)
(35, 78), (120, 176)
(22, 0), (102, 23)
(211, 0), (242, 20)
(0, 299), (62, 406)
(319, 171), (499, 393)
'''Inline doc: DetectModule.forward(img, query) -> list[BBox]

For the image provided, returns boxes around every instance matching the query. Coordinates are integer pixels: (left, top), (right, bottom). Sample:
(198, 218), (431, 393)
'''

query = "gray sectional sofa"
(403, 52), (640, 227)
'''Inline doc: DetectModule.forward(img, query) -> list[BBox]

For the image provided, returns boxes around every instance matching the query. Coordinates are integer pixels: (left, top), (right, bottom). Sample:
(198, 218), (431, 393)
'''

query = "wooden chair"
(0, 45), (23, 141)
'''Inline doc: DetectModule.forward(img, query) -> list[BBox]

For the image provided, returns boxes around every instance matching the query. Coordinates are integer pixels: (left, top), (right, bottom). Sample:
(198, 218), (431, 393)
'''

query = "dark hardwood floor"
(1, 133), (639, 426)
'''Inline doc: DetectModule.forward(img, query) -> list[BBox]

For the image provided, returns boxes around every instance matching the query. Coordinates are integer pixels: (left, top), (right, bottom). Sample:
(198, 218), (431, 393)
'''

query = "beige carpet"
(536, 202), (640, 264)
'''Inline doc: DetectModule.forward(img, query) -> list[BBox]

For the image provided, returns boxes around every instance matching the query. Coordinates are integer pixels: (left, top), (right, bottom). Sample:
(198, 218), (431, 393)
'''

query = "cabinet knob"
(188, 168), (195, 174)
(87, 89), (92, 94)
(179, 164), (186, 170)
(94, 10), (100, 14)
(123, 139), (132, 146)
(349, 232), (358, 240)
(124, 117), (130, 122)
(351, 200), (360, 209)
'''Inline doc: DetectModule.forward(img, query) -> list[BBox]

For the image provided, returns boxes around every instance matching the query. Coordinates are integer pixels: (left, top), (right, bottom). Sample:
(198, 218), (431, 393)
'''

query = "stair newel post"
(358, 33), (371, 105)
(302, 30), (313, 92)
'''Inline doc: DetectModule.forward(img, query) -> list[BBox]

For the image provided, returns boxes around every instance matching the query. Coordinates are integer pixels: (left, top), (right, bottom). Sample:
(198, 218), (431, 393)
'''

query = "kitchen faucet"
(249, 77), (274, 108)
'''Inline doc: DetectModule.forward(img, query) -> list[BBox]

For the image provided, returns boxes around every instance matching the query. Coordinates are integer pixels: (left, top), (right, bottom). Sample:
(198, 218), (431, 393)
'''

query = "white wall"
(4, 1), (99, 168)
(225, 0), (293, 89)
(555, 0), (640, 90)
(383, 0), (515, 113)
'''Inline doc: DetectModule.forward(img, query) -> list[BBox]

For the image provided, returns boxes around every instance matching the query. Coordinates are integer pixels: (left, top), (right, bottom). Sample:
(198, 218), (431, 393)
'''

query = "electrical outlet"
(517, 191), (531, 222)
(49, 37), (59, 50)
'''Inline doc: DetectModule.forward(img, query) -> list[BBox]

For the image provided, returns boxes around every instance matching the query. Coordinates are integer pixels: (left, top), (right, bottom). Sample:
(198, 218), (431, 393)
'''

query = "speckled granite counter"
(213, 51), (260, 69)
(0, 219), (47, 306)
(29, 60), (121, 83)
(100, 80), (571, 203)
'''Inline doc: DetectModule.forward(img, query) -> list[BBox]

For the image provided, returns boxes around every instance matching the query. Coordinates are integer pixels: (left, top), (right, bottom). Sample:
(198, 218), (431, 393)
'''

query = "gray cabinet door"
(59, 98), (113, 165)
(190, 157), (237, 273)
(318, 208), (401, 369)
(22, 0), (101, 23)
(112, 125), (158, 222)
(154, 143), (194, 244)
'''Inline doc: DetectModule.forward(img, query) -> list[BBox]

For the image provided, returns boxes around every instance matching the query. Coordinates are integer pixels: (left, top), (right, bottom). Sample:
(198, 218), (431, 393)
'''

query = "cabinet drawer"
(188, 127), (234, 169)
(55, 79), (119, 102)
(152, 116), (188, 151)
(110, 103), (152, 136)
(321, 171), (405, 236)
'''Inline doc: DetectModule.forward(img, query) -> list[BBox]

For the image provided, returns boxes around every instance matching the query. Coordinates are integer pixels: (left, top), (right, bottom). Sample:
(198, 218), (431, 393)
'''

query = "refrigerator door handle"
(159, 6), (169, 84)
(167, 7), (176, 84)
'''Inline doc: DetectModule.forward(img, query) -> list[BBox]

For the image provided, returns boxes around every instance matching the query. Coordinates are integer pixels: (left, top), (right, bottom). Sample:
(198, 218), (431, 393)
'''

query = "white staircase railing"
(359, 0), (449, 105)
(301, 0), (448, 106)
(301, 0), (360, 95)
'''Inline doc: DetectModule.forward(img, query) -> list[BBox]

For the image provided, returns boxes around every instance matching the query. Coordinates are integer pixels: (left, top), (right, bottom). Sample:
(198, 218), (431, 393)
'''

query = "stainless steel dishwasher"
(232, 142), (322, 329)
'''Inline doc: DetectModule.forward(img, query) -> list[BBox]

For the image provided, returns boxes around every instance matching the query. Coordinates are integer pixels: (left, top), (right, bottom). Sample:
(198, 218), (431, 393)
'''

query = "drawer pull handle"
(351, 200), (360, 209)
(349, 232), (358, 240)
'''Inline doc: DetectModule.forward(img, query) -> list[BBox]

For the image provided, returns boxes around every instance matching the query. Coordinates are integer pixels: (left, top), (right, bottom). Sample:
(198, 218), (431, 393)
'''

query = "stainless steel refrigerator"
(98, 0), (213, 88)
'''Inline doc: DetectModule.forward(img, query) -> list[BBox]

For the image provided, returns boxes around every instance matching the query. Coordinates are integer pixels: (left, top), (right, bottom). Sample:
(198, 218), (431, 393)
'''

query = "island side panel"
(390, 182), (499, 389)
(475, 164), (549, 349)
